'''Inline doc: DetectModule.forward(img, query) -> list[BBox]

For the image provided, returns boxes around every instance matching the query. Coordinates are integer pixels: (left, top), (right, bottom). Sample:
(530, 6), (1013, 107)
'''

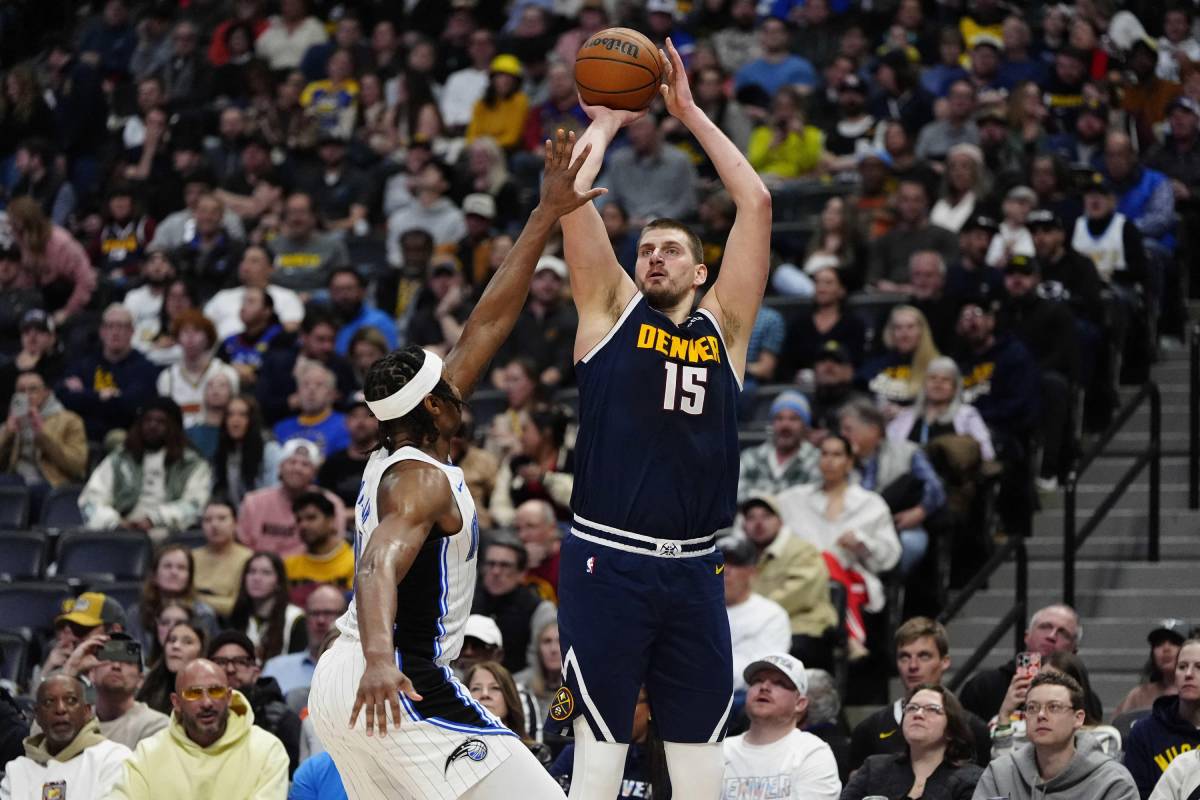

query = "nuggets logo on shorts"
(550, 686), (576, 722)
(443, 738), (488, 774)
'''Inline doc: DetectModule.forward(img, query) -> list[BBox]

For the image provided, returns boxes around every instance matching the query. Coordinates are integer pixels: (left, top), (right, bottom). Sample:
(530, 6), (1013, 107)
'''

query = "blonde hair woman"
(860, 305), (940, 414)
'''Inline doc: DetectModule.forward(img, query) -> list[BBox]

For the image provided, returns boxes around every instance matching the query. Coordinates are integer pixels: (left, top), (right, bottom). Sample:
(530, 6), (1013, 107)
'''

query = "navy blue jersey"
(571, 294), (741, 542)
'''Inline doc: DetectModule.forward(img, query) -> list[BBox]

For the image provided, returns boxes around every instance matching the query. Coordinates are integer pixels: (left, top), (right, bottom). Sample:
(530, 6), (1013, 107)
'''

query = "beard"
(639, 279), (694, 311)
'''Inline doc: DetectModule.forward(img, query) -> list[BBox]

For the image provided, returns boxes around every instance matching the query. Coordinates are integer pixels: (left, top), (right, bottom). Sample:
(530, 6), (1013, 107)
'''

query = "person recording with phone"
(0, 368), (87, 517)
(58, 630), (169, 750)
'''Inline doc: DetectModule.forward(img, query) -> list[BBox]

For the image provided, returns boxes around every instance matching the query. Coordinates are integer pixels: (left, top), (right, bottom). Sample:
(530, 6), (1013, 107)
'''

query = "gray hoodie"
(972, 731), (1140, 800)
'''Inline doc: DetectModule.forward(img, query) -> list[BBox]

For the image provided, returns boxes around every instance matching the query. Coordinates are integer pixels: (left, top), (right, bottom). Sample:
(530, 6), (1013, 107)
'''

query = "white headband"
(366, 350), (445, 421)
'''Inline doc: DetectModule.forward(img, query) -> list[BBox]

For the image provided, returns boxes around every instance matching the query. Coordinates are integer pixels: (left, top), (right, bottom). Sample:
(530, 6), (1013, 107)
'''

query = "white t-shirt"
(727, 593), (792, 691)
(156, 358), (241, 427)
(124, 285), (164, 338)
(204, 285), (305, 340)
(722, 729), (842, 800)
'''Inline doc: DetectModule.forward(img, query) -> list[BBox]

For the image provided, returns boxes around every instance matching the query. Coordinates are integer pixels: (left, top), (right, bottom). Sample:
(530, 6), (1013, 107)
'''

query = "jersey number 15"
(662, 362), (707, 415)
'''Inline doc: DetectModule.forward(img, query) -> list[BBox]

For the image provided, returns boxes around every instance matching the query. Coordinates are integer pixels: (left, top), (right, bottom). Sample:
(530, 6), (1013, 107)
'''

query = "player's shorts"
(548, 525), (734, 745)
(309, 636), (522, 800)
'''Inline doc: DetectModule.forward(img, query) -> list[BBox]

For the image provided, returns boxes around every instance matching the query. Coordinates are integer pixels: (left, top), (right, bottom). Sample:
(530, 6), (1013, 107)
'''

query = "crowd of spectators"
(0, 0), (1198, 797)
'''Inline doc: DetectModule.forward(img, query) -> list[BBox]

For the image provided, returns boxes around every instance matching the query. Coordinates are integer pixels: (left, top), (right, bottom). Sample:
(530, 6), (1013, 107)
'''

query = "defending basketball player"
(306, 131), (600, 800)
(551, 39), (772, 799)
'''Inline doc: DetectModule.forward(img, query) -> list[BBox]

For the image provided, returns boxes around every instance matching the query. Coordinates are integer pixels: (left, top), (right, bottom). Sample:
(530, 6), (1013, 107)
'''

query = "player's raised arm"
(349, 461), (456, 737)
(561, 107), (641, 353)
(659, 38), (771, 379)
(443, 130), (605, 398)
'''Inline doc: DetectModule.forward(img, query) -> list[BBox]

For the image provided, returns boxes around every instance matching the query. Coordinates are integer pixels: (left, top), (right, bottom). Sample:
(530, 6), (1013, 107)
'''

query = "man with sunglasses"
(0, 674), (132, 798)
(974, 672), (1137, 800)
(109, 658), (288, 799)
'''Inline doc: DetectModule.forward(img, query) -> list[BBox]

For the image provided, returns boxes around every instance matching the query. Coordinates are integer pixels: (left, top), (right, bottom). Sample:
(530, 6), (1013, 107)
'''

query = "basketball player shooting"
(306, 131), (601, 800)
(549, 39), (772, 799)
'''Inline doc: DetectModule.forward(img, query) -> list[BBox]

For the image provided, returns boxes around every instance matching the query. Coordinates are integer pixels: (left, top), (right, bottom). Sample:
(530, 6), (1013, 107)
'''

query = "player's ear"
(694, 262), (708, 287)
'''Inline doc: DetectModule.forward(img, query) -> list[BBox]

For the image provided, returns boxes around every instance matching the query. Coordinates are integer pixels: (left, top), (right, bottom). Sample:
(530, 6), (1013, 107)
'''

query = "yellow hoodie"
(106, 690), (288, 800)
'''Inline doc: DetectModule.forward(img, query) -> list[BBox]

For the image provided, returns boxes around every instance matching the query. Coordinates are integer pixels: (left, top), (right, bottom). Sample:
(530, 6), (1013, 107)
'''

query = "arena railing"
(1190, 322), (1199, 509)
(938, 537), (1027, 692)
(1062, 381), (1161, 607)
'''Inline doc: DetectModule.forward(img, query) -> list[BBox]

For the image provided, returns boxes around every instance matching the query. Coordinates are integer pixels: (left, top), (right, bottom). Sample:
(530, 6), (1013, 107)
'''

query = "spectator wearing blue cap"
(739, 390), (819, 502)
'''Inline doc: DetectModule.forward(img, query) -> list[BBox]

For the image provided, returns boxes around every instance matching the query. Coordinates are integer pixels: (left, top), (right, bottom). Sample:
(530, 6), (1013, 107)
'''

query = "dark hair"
(301, 308), (339, 335)
(229, 552), (294, 661)
(820, 432), (854, 457)
(641, 218), (704, 265)
(484, 533), (528, 571)
(465, 661), (527, 740)
(365, 346), (461, 450)
(213, 395), (268, 500)
(224, 20), (257, 49)
(328, 267), (365, 288)
(526, 405), (569, 450)
(156, 278), (197, 338)
(903, 683), (976, 765)
(204, 495), (237, 518)
(18, 136), (54, 164)
(125, 404), (188, 464)
(207, 629), (256, 660)
(136, 620), (208, 714)
(292, 490), (335, 518)
(138, 544), (197, 636)
(1045, 651), (1096, 724)
(1029, 671), (1085, 712)
(895, 617), (950, 658)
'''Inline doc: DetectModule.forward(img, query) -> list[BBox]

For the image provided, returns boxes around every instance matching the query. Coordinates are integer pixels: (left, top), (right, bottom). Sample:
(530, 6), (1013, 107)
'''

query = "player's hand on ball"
(658, 38), (696, 119)
(538, 129), (607, 216)
(350, 660), (423, 737)
(578, 97), (647, 129)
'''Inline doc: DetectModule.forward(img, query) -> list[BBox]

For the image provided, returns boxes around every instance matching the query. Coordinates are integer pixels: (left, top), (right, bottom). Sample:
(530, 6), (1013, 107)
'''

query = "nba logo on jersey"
(586, 556), (595, 574)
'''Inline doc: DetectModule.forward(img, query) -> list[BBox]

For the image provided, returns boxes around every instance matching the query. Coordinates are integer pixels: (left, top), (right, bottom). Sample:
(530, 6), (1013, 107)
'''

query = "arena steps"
(943, 346), (1200, 717)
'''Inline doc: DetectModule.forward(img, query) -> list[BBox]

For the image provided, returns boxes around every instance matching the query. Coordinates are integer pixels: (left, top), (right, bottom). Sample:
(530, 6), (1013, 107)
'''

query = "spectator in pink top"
(7, 197), (97, 326)
(237, 438), (346, 557)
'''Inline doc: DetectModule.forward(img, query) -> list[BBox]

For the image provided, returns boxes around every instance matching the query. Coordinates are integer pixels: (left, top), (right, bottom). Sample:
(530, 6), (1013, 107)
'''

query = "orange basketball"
(575, 28), (663, 111)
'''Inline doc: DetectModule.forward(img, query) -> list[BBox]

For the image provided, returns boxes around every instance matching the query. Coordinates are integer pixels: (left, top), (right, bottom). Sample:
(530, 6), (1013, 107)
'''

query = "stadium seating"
(0, 530), (46, 582)
(0, 485), (31, 529)
(55, 530), (153, 583)
(0, 582), (74, 635)
(39, 485), (84, 530)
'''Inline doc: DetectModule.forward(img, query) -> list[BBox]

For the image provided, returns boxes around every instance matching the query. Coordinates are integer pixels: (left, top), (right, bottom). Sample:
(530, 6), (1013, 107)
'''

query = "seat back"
(56, 530), (152, 582)
(0, 628), (32, 691)
(39, 485), (84, 529)
(87, 581), (143, 613)
(0, 486), (31, 529)
(0, 530), (46, 581)
(0, 583), (74, 634)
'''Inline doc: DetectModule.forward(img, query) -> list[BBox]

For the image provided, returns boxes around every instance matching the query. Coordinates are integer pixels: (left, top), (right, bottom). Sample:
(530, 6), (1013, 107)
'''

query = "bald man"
(515, 499), (562, 599)
(0, 674), (132, 798)
(109, 659), (289, 799)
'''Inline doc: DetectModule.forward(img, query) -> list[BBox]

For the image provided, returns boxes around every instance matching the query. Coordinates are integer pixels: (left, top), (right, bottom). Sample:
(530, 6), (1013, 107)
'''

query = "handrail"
(1190, 323), (1199, 509)
(1063, 382), (1161, 606)
(942, 538), (1027, 692)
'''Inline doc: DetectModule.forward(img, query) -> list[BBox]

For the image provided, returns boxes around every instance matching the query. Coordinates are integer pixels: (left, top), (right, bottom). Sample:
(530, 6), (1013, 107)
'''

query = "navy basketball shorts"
(548, 531), (734, 744)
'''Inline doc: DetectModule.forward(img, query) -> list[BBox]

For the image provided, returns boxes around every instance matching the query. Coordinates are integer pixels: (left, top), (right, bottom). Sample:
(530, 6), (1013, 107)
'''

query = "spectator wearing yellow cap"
(39, 592), (128, 679)
(466, 54), (529, 152)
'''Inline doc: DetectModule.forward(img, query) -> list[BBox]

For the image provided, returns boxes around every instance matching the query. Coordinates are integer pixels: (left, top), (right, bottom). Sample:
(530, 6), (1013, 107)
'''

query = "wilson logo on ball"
(586, 37), (641, 58)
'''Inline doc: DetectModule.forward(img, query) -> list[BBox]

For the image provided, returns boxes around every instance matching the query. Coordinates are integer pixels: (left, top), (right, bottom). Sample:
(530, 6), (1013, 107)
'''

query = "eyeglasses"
(482, 560), (518, 572)
(180, 685), (230, 702)
(211, 656), (256, 669)
(903, 702), (945, 716)
(1025, 701), (1076, 716)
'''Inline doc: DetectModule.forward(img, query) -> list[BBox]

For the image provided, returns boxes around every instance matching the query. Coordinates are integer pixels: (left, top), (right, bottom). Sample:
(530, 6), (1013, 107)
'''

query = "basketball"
(575, 28), (663, 111)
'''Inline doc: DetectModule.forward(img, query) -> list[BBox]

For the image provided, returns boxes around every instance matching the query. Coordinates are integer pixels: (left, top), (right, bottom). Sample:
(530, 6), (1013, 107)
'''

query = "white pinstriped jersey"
(336, 445), (480, 670)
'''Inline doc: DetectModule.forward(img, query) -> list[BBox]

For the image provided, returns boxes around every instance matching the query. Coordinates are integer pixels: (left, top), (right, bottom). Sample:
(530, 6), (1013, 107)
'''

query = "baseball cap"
(718, 536), (758, 567)
(1005, 185), (1038, 204)
(1004, 254), (1039, 275)
(462, 193), (496, 220)
(1027, 208), (1063, 230)
(279, 438), (324, 468)
(346, 391), (369, 412)
(19, 308), (55, 334)
(977, 106), (1007, 126)
(838, 74), (867, 95)
(1081, 171), (1115, 195)
(463, 614), (504, 648)
(646, 0), (679, 15)
(738, 492), (782, 518)
(1148, 619), (1192, 645)
(856, 147), (893, 168)
(1078, 100), (1109, 122)
(813, 340), (852, 365)
(535, 255), (568, 280)
(489, 54), (523, 77)
(57, 592), (127, 629)
(1169, 96), (1200, 118)
(972, 33), (1003, 50)
(317, 130), (349, 147)
(138, 396), (184, 428)
(962, 213), (1000, 234)
(744, 653), (808, 694)
(769, 390), (811, 426)
(209, 629), (257, 659)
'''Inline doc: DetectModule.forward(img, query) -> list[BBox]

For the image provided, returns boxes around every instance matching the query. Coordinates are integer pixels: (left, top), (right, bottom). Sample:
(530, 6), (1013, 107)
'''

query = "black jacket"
(841, 752), (982, 800)
(959, 658), (1103, 725)
(1123, 694), (1200, 799)
(849, 701), (992, 770)
(999, 292), (1080, 383)
(0, 687), (28, 773)
(242, 676), (302, 777)
(471, 584), (544, 674)
(1041, 247), (1106, 328)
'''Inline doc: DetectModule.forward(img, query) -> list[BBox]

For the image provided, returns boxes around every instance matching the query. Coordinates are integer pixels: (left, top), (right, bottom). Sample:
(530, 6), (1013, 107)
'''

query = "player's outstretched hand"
(579, 96), (647, 129)
(539, 129), (607, 217)
(658, 38), (696, 119)
(350, 659), (423, 737)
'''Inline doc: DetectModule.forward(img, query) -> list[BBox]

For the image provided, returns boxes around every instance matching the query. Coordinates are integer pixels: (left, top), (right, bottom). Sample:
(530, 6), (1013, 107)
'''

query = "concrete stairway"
(943, 347), (1200, 717)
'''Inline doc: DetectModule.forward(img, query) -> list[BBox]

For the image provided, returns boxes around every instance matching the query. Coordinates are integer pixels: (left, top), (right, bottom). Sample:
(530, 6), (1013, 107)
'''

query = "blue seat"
(0, 628), (32, 691)
(39, 485), (83, 529)
(0, 582), (74, 634)
(56, 530), (152, 582)
(0, 485), (31, 529)
(0, 530), (46, 581)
